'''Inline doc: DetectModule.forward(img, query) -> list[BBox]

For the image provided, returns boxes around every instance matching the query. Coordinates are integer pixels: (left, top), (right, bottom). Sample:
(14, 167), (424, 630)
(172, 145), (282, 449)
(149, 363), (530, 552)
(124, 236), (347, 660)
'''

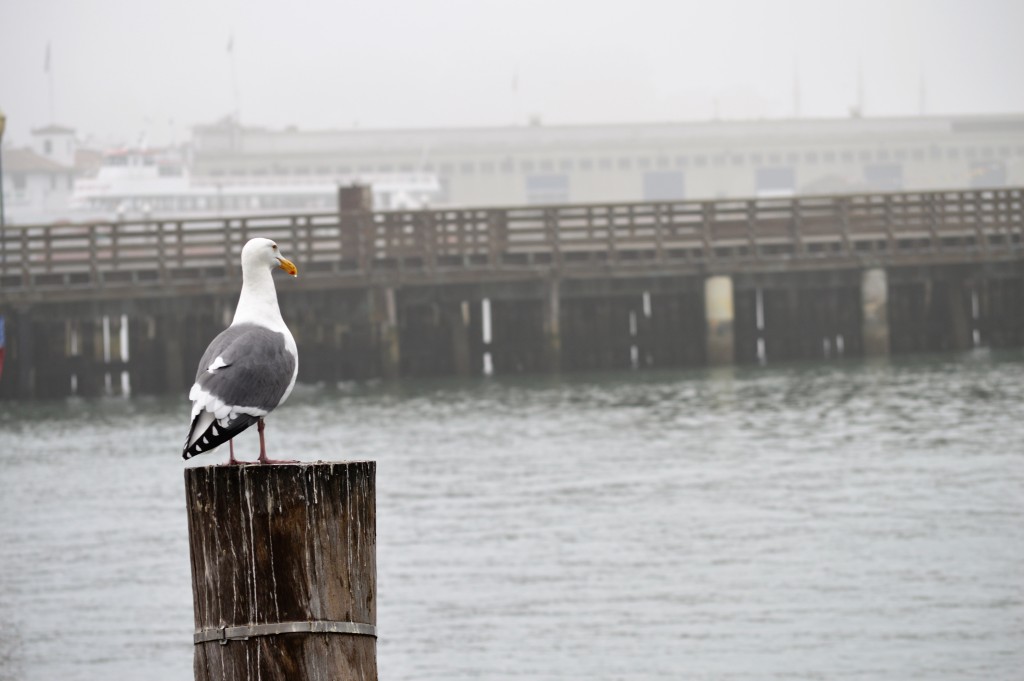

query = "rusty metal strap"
(194, 620), (377, 645)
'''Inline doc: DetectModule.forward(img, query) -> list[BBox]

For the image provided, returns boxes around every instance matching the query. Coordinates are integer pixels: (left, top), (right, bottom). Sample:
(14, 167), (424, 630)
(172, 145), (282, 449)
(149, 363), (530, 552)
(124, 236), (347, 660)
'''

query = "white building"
(191, 114), (1024, 207)
(1, 126), (79, 224)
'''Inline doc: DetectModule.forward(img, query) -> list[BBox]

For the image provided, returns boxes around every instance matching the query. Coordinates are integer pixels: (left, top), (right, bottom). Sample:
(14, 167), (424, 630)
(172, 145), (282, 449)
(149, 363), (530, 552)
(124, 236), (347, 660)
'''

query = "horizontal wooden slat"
(0, 188), (1021, 299)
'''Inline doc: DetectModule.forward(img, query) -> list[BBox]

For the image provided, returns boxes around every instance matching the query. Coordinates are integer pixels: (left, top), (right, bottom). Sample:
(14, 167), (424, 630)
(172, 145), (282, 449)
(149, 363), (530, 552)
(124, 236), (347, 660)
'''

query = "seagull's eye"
(272, 245), (278, 251)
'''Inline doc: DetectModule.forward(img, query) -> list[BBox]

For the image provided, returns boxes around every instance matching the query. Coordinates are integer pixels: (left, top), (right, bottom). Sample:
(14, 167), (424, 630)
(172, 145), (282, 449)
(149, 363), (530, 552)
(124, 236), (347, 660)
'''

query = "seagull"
(182, 238), (299, 464)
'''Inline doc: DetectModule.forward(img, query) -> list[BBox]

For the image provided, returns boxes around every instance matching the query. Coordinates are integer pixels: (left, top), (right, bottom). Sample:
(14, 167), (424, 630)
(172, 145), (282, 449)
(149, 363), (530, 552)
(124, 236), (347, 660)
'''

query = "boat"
(71, 148), (442, 220)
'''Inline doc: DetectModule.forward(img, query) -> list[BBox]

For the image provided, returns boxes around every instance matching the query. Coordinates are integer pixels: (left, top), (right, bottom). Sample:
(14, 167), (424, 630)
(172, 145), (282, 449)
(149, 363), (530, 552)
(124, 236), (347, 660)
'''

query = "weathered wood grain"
(185, 462), (376, 681)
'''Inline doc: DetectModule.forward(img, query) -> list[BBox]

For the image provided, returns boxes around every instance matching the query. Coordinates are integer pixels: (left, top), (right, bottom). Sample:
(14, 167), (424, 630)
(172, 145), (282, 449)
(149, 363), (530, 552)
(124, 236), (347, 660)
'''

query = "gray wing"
(193, 323), (296, 413)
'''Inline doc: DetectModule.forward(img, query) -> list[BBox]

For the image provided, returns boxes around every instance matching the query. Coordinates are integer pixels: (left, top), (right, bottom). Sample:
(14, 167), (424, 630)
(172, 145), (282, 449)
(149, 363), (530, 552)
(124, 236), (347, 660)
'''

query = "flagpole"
(228, 35), (240, 123)
(46, 42), (54, 123)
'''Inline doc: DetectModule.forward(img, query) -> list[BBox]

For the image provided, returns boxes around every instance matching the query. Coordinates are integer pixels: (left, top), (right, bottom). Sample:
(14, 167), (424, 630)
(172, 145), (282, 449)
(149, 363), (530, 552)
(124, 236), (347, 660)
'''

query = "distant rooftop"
(4, 147), (72, 172)
(192, 113), (1024, 157)
(32, 124), (76, 135)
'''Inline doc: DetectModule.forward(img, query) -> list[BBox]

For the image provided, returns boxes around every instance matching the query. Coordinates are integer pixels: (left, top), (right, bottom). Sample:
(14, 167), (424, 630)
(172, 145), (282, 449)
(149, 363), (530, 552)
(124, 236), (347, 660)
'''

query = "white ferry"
(71, 148), (441, 219)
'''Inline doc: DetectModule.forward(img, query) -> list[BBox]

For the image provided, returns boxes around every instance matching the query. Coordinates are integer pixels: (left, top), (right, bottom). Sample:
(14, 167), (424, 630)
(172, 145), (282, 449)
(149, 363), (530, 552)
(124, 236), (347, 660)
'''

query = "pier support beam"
(158, 316), (186, 394)
(372, 287), (400, 379)
(945, 276), (972, 352)
(15, 309), (36, 399)
(542, 279), (562, 373)
(704, 275), (735, 365)
(185, 462), (377, 681)
(446, 302), (473, 377)
(861, 267), (890, 356)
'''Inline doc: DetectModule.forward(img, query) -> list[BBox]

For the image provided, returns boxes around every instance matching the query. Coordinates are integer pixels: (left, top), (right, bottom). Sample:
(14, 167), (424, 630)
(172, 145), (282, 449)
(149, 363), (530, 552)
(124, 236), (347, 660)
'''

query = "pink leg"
(227, 438), (243, 465)
(256, 417), (296, 464)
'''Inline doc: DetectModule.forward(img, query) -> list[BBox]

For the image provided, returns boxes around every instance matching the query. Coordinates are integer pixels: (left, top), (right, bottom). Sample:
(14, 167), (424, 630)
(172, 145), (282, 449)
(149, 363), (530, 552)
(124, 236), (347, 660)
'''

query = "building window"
(785, 152), (798, 164)
(946, 148), (960, 160)
(911, 149), (924, 161)
(894, 149), (907, 161)
(971, 160), (1005, 188)
(804, 152), (818, 164)
(841, 151), (854, 163)
(480, 161), (495, 174)
(578, 158), (593, 170)
(559, 159), (573, 171)
(599, 158), (613, 170)
(713, 154), (727, 167)
(755, 167), (795, 196)
(539, 159), (553, 171)
(439, 163), (454, 174)
(525, 173), (569, 204)
(694, 155), (707, 167)
(864, 163), (903, 191)
(674, 155), (688, 167)
(877, 150), (890, 161)
(13, 173), (26, 190)
(44, 139), (52, 155)
(460, 162), (475, 174)
(638, 157), (651, 170)
(858, 150), (872, 162)
(823, 151), (836, 163)
(521, 160), (535, 173)
(656, 156), (669, 168)
(617, 157), (632, 170)
(500, 159), (515, 173)
(643, 171), (685, 201)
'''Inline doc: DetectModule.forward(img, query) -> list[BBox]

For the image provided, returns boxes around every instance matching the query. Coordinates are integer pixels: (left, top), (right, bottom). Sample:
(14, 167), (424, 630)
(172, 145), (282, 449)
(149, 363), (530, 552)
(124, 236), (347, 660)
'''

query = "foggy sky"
(1, 0), (1023, 147)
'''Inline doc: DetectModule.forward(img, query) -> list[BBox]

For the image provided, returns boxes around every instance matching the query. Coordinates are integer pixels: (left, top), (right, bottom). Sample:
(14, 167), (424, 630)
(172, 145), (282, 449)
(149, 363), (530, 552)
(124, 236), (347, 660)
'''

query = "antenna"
(227, 34), (240, 123)
(793, 57), (801, 118)
(919, 68), (927, 116)
(45, 42), (55, 123)
(857, 59), (865, 116)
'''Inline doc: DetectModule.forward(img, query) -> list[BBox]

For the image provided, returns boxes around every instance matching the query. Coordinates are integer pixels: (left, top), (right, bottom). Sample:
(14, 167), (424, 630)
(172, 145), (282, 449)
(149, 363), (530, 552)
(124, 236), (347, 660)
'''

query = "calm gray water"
(1, 353), (1023, 680)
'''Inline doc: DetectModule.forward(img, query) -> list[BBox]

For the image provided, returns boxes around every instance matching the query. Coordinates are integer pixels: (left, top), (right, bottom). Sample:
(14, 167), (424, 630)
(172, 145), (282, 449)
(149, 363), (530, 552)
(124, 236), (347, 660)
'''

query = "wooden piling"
(541, 279), (562, 373)
(704, 275), (735, 365)
(185, 462), (377, 681)
(861, 268), (890, 356)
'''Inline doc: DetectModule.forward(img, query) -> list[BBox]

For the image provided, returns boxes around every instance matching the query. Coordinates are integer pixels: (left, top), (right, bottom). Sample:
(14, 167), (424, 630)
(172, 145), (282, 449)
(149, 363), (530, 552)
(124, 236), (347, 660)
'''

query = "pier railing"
(1, 188), (1022, 299)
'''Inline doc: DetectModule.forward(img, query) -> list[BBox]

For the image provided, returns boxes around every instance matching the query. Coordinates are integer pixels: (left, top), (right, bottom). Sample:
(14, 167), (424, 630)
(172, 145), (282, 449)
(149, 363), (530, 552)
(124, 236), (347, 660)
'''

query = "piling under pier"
(2, 262), (1023, 398)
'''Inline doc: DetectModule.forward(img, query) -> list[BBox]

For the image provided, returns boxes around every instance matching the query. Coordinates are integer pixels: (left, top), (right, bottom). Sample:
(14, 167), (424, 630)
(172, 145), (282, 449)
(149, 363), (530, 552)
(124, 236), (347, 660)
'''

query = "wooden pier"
(1, 186), (1022, 399)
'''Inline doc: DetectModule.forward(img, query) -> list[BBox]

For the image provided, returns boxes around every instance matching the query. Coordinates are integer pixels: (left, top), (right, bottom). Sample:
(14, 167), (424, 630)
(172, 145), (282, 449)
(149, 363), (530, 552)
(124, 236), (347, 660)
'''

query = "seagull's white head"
(241, 238), (298, 277)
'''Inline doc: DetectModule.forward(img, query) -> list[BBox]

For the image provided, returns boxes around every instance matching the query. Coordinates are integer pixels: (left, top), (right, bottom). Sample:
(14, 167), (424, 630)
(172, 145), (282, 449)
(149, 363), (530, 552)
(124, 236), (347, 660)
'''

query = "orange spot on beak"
(277, 257), (298, 277)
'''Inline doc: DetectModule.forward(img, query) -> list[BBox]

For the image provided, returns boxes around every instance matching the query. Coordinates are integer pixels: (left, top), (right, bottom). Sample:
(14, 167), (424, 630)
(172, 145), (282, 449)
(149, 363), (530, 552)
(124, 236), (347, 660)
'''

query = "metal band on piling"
(194, 620), (378, 645)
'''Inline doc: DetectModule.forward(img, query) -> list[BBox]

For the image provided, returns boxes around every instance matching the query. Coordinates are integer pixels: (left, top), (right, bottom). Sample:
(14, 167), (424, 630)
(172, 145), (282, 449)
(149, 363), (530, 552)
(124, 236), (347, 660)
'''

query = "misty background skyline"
(2, 0), (1023, 147)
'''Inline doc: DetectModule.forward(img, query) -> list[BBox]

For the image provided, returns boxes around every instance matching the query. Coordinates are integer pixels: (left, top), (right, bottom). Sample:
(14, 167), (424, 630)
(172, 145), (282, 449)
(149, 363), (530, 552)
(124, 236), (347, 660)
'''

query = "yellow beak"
(277, 257), (298, 276)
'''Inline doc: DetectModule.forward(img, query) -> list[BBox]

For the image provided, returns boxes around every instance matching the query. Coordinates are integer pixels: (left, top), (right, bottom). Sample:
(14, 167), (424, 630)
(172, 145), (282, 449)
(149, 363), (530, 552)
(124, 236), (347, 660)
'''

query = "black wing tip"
(182, 414), (258, 461)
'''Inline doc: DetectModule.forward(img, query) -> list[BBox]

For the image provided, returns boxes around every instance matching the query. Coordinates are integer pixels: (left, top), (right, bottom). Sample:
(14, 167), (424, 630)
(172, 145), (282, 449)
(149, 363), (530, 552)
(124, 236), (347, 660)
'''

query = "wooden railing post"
(185, 461), (377, 681)
(88, 223), (100, 286)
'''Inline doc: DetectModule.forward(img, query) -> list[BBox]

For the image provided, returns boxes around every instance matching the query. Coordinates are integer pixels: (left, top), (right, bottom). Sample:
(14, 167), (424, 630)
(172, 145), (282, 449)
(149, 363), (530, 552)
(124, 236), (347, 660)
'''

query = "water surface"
(1, 353), (1022, 680)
